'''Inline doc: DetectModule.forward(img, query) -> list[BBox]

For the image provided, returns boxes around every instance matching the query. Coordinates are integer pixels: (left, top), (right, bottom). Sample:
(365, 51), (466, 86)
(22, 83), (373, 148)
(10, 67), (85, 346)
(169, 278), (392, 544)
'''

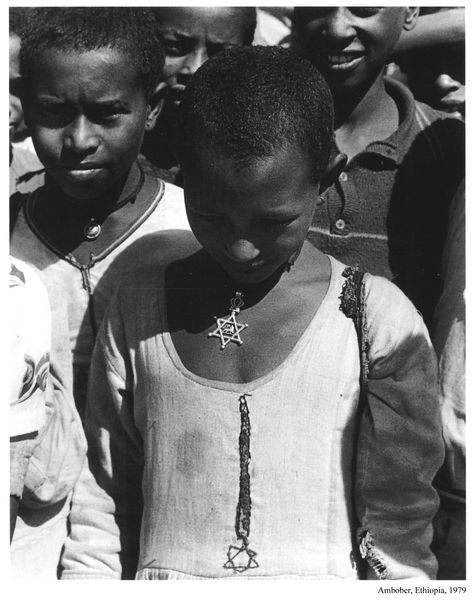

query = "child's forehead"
(32, 46), (135, 79)
(156, 7), (250, 35)
(190, 140), (314, 186)
(36, 44), (129, 64)
(29, 46), (143, 95)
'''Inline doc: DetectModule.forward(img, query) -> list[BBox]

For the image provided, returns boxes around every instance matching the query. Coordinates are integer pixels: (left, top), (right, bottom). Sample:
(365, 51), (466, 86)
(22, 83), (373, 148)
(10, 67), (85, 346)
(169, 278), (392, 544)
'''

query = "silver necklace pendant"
(84, 218), (101, 241)
(208, 292), (249, 350)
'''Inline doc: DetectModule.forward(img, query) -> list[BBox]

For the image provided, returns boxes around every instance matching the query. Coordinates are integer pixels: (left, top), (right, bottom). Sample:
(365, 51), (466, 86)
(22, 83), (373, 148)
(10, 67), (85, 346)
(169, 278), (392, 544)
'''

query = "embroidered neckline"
(22, 177), (165, 271)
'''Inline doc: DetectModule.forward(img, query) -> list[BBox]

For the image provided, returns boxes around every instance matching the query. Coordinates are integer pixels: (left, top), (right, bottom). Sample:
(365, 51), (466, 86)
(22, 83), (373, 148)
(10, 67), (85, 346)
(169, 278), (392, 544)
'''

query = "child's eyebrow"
(91, 99), (129, 107)
(159, 27), (194, 39)
(34, 95), (66, 105)
(207, 38), (238, 47)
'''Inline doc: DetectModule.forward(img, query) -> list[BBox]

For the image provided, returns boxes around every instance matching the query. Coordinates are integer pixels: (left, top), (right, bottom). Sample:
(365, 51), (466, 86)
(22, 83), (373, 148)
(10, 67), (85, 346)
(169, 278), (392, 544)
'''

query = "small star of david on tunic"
(224, 543), (259, 573)
(208, 292), (248, 349)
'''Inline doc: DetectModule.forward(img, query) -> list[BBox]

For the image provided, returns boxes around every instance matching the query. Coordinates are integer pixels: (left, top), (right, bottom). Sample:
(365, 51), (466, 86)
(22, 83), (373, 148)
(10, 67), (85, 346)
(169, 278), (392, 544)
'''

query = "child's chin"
(224, 264), (280, 287)
(60, 183), (108, 201)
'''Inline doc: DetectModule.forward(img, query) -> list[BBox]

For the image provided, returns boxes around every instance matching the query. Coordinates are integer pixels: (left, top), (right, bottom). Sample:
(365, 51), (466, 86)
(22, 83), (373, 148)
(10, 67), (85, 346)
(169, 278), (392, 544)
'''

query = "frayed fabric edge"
(357, 528), (389, 580)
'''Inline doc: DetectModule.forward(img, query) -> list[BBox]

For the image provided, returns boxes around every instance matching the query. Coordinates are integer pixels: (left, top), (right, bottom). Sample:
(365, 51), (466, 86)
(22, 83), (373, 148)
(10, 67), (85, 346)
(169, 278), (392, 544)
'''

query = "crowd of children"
(9, 7), (465, 581)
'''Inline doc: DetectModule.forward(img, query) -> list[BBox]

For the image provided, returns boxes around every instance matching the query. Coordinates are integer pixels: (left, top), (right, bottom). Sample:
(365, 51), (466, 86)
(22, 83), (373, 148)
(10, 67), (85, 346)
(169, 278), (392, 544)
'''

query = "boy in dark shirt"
(292, 7), (464, 332)
(293, 6), (465, 581)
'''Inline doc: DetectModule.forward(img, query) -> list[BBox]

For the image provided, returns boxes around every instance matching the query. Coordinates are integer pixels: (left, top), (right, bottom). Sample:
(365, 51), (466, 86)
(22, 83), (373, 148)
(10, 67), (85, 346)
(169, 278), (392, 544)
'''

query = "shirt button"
(339, 171), (348, 182)
(335, 218), (346, 230)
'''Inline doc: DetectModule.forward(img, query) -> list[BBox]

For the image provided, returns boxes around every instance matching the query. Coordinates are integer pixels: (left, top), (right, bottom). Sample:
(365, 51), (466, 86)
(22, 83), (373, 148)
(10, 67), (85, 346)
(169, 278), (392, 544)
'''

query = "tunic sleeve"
(354, 275), (444, 579)
(61, 288), (143, 580)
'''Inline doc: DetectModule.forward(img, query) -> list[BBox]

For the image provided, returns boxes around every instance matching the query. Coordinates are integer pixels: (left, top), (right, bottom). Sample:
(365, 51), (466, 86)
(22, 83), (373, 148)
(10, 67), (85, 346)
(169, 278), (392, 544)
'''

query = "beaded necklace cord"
(224, 393), (259, 573)
(83, 163), (145, 240)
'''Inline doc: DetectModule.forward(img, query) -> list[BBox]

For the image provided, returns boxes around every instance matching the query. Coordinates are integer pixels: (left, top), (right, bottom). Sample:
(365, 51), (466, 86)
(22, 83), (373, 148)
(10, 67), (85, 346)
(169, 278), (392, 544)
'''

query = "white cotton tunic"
(9, 177), (191, 578)
(62, 255), (443, 580)
(10, 178), (190, 414)
(135, 257), (361, 579)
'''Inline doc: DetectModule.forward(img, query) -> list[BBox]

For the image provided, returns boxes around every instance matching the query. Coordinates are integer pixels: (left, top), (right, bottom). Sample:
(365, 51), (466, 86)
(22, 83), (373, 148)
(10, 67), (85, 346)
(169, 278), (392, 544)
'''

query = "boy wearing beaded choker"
(10, 7), (191, 578)
(10, 7), (191, 417)
(62, 47), (443, 580)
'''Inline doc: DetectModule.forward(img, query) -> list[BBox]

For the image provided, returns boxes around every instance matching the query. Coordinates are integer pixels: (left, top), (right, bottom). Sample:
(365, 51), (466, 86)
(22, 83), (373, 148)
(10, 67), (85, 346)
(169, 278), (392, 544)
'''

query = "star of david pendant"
(208, 292), (249, 349)
(224, 542), (259, 574)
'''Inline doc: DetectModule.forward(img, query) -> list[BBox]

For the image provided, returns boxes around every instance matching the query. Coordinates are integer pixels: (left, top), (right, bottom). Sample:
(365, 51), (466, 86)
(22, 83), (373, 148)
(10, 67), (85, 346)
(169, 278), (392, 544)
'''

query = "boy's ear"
(145, 82), (167, 132)
(403, 7), (419, 31)
(318, 152), (347, 194)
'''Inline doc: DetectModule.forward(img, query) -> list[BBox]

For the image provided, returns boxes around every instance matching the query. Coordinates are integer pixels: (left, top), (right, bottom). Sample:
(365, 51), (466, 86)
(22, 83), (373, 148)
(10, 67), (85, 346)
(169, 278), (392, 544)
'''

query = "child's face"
(10, 34), (26, 141)
(184, 143), (318, 285)
(294, 7), (415, 97)
(155, 7), (251, 106)
(405, 43), (465, 118)
(25, 47), (154, 200)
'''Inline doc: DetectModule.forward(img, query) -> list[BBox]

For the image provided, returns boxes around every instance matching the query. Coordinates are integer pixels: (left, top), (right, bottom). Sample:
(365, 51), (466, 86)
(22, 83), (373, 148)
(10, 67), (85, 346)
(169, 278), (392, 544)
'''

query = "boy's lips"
(61, 165), (106, 181)
(222, 258), (273, 282)
(319, 50), (364, 72)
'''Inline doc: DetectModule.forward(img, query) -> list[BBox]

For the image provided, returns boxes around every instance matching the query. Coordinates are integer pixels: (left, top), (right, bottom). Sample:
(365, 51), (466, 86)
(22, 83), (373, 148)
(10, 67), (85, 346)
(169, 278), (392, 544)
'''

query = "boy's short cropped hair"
(9, 7), (31, 37)
(20, 7), (165, 99)
(178, 46), (334, 181)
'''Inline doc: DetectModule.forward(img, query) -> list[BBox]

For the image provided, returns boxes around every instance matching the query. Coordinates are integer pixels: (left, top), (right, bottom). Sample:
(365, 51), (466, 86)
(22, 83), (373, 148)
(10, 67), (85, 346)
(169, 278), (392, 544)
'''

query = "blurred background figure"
(9, 7), (44, 195)
(141, 7), (256, 181)
(9, 9), (28, 145)
(253, 7), (292, 46)
(393, 7), (465, 119)
(431, 178), (466, 580)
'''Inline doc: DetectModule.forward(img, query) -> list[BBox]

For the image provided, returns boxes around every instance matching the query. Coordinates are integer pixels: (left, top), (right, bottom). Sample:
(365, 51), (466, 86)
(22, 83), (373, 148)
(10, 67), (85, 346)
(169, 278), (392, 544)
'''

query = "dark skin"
(293, 7), (418, 160)
(32, 163), (159, 264)
(166, 143), (345, 384)
(21, 47), (164, 264)
(166, 243), (331, 384)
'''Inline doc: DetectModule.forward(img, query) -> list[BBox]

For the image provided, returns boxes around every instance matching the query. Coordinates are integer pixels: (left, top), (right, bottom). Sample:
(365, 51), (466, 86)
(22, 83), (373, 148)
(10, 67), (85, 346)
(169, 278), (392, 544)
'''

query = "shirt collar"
(363, 77), (417, 163)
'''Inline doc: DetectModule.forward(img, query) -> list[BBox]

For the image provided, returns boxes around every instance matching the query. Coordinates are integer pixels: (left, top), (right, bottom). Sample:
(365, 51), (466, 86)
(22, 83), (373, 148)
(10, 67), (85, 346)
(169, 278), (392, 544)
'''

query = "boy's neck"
(32, 161), (152, 261)
(333, 73), (399, 160)
(47, 162), (141, 217)
(191, 240), (329, 306)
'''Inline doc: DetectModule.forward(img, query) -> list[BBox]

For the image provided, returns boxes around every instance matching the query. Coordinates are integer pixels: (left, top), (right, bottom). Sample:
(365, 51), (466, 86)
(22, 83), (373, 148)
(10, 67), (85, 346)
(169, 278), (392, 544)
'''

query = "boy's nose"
(225, 238), (260, 264)
(324, 8), (356, 43)
(64, 116), (99, 154)
(435, 73), (462, 94)
(180, 47), (208, 77)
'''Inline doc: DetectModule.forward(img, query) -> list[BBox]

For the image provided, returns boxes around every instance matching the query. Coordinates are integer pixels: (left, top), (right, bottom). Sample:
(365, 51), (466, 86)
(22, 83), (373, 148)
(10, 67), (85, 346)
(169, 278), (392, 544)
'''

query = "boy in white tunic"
(62, 47), (443, 580)
(10, 7), (190, 578)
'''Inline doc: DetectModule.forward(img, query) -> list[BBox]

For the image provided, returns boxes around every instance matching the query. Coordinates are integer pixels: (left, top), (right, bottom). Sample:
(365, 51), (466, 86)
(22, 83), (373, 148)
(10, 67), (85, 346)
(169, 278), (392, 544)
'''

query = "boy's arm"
(395, 8), (464, 53)
(355, 276), (444, 580)
(61, 295), (143, 580)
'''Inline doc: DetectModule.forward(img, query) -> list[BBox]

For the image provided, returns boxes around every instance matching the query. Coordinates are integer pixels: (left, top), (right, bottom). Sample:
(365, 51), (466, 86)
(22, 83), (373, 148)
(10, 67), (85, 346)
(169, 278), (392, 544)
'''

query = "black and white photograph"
(7, 1), (466, 600)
